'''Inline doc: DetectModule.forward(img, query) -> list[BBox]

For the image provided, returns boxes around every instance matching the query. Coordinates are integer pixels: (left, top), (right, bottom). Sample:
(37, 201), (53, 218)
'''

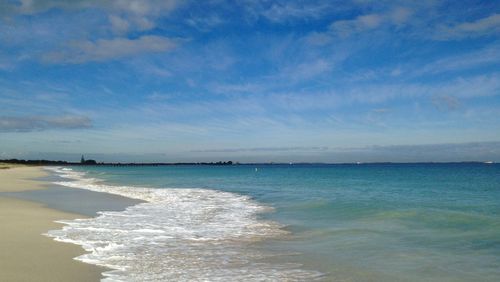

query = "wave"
(44, 167), (322, 281)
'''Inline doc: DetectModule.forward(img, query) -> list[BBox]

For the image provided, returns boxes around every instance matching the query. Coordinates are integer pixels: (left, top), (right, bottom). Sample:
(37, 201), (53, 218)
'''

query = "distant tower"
(81, 155), (85, 164)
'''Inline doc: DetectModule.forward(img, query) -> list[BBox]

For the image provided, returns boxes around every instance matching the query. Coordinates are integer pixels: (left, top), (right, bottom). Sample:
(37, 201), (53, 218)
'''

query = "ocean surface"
(45, 164), (500, 281)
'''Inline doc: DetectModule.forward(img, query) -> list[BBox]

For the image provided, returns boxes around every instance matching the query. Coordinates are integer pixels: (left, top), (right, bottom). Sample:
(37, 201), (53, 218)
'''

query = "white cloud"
(329, 7), (412, 37)
(331, 14), (383, 37)
(102, 0), (180, 32)
(43, 35), (177, 64)
(12, 0), (180, 17)
(109, 15), (130, 34)
(6, 0), (181, 32)
(434, 13), (500, 40)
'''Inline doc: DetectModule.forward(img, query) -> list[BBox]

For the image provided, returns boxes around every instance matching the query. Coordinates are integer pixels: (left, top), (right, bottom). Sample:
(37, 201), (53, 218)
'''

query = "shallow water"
(46, 164), (500, 281)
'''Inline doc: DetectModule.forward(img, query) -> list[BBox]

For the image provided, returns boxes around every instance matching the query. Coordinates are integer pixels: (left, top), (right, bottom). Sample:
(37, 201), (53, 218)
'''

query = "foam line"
(44, 167), (322, 281)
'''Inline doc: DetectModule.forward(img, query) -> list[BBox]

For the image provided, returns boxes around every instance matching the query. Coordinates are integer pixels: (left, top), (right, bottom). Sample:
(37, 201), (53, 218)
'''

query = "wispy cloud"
(105, 0), (181, 32)
(205, 72), (500, 115)
(431, 95), (460, 111)
(414, 42), (500, 76)
(186, 15), (224, 31)
(346, 73), (500, 104)
(434, 13), (500, 40)
(211, 82), (266, 95)
(259, 2), (335, 23)
(279, 58), (333, 82)
(0, 115), (92, 132)
(43, 35), (177, 64)
(331, 14), (383, 37)
(329, 7), (412, 37)
(191, 146), (329, 153)
(345, 141), (500, 162)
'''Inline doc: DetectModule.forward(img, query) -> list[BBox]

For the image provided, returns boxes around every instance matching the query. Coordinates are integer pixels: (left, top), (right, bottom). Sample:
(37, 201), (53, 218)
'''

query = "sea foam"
(44, 167), (321, 281)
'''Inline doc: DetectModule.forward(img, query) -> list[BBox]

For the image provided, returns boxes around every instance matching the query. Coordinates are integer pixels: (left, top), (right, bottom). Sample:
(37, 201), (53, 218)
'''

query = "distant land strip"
(0, 159), (496, 166)
(0, 159), (235, 166)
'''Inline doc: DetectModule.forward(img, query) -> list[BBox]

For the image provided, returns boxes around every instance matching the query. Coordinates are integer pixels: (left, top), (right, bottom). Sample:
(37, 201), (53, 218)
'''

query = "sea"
(45, 163), (500, 281)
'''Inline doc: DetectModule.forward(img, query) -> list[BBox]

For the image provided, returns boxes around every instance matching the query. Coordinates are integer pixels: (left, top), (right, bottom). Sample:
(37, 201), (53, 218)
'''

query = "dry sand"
(0, 165), (104, 281)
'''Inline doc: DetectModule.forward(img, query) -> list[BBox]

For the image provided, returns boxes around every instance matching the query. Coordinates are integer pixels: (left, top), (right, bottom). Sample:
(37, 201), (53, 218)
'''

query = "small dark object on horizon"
(80, 155), (97, 165)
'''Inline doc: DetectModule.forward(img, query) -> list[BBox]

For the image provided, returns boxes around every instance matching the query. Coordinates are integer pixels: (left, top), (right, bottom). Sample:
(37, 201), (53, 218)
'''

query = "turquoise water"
(53, 164), (500, 281)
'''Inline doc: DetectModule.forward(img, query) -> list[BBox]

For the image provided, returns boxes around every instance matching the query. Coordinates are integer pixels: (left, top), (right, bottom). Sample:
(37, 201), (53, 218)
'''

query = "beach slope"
(0, 166), (103, 282)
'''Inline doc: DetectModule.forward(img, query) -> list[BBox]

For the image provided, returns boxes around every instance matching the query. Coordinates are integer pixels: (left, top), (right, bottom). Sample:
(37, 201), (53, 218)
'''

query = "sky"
(0, 0), (499, 163)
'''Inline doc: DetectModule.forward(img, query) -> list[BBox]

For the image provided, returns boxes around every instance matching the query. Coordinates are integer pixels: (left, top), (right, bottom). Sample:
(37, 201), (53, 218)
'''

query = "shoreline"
(0, 166), (105, 281)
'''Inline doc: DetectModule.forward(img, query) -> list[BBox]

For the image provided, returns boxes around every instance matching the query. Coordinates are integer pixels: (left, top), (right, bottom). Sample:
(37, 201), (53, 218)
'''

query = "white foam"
(44, 167), (322, 281)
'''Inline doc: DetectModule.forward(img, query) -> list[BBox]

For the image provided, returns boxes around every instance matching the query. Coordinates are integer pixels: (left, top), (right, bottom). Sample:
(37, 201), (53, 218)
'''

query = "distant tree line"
(0, 159), (78, 165)
(0, 159), (235, 166)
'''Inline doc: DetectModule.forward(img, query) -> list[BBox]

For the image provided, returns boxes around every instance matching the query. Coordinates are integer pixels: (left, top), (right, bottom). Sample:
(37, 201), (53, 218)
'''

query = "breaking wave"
(44, 167), (321, 281)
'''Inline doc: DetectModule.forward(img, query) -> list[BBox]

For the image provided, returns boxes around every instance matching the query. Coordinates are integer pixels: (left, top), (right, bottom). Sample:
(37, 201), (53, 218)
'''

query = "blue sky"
(1, 0), (499, 162)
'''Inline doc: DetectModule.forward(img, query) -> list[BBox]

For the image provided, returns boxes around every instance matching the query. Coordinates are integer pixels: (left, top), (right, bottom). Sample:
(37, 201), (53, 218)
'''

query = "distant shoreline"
(1, 159), (496, 167)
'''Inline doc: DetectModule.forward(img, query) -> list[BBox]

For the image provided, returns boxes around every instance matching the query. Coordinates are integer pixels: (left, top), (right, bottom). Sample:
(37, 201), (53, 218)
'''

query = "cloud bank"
(0, 116), (92, 132)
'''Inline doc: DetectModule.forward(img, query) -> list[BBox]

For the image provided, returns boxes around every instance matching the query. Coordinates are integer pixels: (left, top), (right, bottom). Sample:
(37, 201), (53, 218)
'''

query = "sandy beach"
(0, 165), (104, 282)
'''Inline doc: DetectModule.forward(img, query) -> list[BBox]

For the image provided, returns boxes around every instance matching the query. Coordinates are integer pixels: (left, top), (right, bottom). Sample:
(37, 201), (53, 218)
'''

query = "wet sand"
(0, 166), (105, 281)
